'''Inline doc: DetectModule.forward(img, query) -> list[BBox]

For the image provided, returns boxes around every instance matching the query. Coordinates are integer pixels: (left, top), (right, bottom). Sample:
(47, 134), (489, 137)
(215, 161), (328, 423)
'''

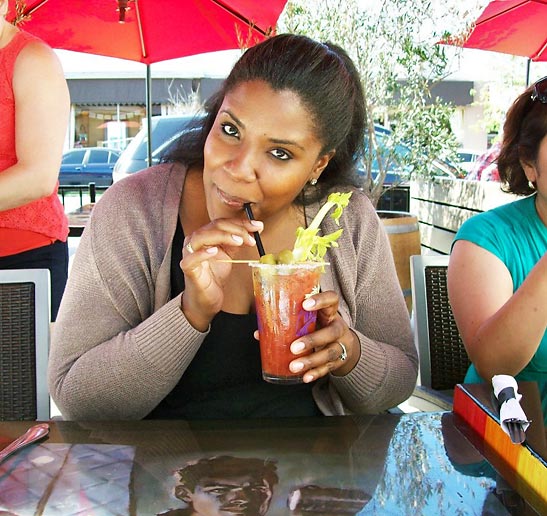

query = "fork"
(504, 418), (527, 445)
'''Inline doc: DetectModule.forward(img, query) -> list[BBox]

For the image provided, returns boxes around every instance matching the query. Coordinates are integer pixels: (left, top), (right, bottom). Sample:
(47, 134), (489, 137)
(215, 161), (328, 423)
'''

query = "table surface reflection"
(0, 412), (541, 515)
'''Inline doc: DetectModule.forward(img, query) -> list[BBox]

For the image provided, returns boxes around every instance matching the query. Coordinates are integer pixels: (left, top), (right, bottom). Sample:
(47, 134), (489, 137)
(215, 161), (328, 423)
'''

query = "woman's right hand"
(180, 216), (262, 331)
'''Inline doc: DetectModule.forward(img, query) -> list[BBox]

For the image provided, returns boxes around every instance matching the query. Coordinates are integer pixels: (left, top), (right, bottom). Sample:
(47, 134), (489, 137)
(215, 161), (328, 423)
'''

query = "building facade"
(65, 76), (480, 152)
(66, 77), (223, 150)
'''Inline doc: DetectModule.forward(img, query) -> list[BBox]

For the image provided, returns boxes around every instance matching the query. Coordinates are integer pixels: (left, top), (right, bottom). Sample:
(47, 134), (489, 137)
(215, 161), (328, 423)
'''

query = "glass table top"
(0, 411), (542, 515)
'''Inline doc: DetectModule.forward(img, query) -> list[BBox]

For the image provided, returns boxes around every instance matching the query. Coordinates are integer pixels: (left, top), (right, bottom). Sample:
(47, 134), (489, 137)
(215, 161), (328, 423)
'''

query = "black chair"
(0, 269), (50, 420)
(409, 255), (471, 410)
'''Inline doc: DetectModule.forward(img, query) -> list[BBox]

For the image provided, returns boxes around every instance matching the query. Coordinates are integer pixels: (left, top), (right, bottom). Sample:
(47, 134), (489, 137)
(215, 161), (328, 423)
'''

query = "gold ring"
(185, 242), (195, 254)
(338, 341), (348, 361)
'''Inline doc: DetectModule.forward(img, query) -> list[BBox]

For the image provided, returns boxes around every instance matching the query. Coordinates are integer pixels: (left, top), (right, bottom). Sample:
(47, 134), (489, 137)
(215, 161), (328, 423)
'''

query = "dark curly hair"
(497, 78), (547, 195)
(165, 33), (365, 205)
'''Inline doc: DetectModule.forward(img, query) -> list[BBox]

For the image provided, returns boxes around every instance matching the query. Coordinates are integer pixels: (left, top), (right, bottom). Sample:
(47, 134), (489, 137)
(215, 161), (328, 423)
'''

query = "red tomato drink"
(250, 262), (325, 384)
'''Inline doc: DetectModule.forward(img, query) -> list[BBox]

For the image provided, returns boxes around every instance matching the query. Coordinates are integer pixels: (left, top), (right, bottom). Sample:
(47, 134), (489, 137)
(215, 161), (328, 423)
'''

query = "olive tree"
(279, 0), (486, 207)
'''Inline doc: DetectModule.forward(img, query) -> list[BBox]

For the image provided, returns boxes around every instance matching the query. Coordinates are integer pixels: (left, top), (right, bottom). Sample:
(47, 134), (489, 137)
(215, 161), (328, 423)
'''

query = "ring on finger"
(338, 341), (348, 361)
(185, 242), (195, 254)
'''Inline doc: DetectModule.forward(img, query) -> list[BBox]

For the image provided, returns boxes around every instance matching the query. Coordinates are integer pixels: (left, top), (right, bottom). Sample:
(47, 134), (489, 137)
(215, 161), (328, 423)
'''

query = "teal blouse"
(453, 195), (547, 420)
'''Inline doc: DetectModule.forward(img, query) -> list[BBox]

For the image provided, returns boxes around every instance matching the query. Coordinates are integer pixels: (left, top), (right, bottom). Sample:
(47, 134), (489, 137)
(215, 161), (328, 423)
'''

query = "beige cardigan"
(49, 163), (418, 420)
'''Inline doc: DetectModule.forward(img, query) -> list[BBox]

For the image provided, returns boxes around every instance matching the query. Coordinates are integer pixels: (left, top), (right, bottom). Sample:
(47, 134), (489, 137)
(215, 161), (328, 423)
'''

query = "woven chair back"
(424, 265), (471, 391)
(0, 269), (50, 421)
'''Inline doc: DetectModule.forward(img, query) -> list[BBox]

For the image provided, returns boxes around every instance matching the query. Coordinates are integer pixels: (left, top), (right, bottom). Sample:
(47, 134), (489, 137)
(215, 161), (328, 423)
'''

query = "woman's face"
(522, 133), (547, 222)
(202, 80), (332, 222)
(522, 133), (547, 189)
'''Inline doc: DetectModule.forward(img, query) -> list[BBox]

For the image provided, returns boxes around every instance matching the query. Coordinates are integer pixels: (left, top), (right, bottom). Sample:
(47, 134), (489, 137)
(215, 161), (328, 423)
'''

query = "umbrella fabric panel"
(462, 0), (547, 62)
(7, 0), (286, 64)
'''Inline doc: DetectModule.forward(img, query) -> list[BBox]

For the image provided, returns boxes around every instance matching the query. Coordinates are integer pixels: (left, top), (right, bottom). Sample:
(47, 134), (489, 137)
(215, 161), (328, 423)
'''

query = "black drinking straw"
(243, 203), (266, 257)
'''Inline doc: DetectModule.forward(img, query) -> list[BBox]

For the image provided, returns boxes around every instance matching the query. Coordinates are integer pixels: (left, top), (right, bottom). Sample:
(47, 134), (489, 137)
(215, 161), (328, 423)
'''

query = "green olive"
(277, 249), (295, 264)
(259, 253), (277, 264)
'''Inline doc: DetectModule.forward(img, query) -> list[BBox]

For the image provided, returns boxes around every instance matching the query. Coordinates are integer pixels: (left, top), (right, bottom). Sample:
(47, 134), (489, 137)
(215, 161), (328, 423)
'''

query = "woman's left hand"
(256, 290), (360, 383)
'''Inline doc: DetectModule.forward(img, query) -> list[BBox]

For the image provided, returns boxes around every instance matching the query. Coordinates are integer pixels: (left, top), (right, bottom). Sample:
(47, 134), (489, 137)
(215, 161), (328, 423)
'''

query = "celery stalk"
(292, 192), (352, 262)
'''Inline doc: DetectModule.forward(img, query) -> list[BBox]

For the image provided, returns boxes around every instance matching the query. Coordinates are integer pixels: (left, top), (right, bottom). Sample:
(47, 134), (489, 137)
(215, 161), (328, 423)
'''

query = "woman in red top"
(0, 0), (70, 320)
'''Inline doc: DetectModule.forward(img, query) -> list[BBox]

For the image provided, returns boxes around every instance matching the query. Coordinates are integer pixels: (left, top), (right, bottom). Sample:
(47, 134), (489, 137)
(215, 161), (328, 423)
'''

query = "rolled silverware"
(492, 375), (530, 444)
(504, 418), (527, 445)
(0, 423), (50, 465)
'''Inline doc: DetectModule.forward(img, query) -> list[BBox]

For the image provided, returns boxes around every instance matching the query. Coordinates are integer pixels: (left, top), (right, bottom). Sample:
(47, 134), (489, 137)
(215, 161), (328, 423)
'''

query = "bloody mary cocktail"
(250, 262), (325, 384)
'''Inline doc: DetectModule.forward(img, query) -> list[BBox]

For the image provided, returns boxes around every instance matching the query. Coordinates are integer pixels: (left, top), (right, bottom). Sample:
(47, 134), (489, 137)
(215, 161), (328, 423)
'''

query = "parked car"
(455, 148), (482, 176)
(59, 147), (120, 186)
(465, 143), (501, 182)
(359, 125), (458, 185)
(114, 115), (456, 186)
(113, 115), (199, 183)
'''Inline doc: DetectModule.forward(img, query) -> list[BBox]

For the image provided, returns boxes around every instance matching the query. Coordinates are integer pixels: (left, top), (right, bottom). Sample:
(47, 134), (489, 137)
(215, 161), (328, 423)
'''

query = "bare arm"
(0, 40), (70, 211)
(448, 240), (547, 381)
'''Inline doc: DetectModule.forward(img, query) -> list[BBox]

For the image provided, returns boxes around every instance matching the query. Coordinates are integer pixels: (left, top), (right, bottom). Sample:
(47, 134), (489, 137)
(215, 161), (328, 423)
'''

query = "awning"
(67, 78), (473, 107)
(67, 77), (224, 105)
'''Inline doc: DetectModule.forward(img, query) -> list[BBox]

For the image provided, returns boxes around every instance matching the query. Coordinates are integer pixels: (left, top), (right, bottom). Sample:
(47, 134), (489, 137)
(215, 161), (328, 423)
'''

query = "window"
(87, 149), (112, 164)
(62, 150), (86, 165)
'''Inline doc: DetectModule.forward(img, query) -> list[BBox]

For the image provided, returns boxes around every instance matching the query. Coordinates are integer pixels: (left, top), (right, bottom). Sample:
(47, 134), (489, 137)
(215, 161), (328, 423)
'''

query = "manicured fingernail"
(303, 373), (314, 383)
(206, 246), (218, 254)
(250, 220), (263, 230)
(247, 235), (256, 245)
(302, 298), (315, 310)
(290, 361), (304, 372)
(291, 341), (305, 353)
(231, 234), (243, 244)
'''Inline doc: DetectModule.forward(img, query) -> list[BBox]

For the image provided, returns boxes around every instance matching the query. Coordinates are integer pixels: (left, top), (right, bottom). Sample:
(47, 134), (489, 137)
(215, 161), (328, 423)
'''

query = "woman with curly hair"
(448, 78), (547, 407)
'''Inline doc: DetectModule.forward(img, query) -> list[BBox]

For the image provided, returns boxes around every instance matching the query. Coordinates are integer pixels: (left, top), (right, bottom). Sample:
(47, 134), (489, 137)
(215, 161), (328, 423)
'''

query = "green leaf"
(292, 192), (352, 262)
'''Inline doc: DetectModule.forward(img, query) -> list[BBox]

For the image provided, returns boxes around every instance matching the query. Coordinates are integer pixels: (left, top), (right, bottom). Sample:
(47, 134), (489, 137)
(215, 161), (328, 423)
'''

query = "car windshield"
(131, 117), (194, 160)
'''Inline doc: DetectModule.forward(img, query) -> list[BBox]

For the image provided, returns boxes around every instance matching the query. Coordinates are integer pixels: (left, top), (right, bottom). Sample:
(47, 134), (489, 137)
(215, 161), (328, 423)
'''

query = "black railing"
(58, 183), (109, 208)
(59, 183), (110, 237)
(59, 183), (409, 237)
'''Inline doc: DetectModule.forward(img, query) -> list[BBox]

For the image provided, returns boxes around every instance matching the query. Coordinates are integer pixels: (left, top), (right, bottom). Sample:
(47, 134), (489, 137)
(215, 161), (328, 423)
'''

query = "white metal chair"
(0, 269), (51, 420)
(409, 255), (471, 410)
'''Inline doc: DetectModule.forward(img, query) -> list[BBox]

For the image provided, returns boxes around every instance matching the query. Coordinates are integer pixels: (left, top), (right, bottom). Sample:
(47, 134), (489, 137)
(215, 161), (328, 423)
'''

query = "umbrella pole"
(526, 58), (531, 87)
(146, 64), (152, 167)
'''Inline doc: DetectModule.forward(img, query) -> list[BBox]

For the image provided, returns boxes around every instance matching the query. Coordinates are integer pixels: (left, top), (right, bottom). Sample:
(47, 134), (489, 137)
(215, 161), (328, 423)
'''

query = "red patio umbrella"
(444, 0), (547, 85)
(7, 0), (286, 63)
(443, 0), (547, 87)
(7, 0), (288, 159)
(458, 0), (547, 62)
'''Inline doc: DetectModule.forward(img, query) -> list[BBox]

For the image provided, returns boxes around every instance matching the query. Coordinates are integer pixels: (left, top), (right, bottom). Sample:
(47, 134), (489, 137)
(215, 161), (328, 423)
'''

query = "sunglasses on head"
(531, 76), (547, 104)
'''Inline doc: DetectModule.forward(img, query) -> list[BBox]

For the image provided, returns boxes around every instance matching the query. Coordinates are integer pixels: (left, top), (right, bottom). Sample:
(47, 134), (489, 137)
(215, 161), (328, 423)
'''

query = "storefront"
(65, 77), (475, 150)
(66, 77), (223, 150)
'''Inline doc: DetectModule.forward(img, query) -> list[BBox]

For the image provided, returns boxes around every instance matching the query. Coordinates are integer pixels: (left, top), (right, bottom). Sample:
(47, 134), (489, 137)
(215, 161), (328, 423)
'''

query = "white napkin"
(492, 374), (530, 437)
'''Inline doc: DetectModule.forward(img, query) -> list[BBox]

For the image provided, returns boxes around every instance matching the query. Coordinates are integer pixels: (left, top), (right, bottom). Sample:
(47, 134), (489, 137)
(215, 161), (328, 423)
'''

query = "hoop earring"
(528, 180), (536, 190)
(309, 178), (318, 186)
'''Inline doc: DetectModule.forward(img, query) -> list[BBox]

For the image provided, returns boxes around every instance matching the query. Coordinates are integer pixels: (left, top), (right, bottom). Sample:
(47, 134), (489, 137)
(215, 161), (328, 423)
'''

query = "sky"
(56, 45), (517, 81)
(56, 48), (242, 79)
